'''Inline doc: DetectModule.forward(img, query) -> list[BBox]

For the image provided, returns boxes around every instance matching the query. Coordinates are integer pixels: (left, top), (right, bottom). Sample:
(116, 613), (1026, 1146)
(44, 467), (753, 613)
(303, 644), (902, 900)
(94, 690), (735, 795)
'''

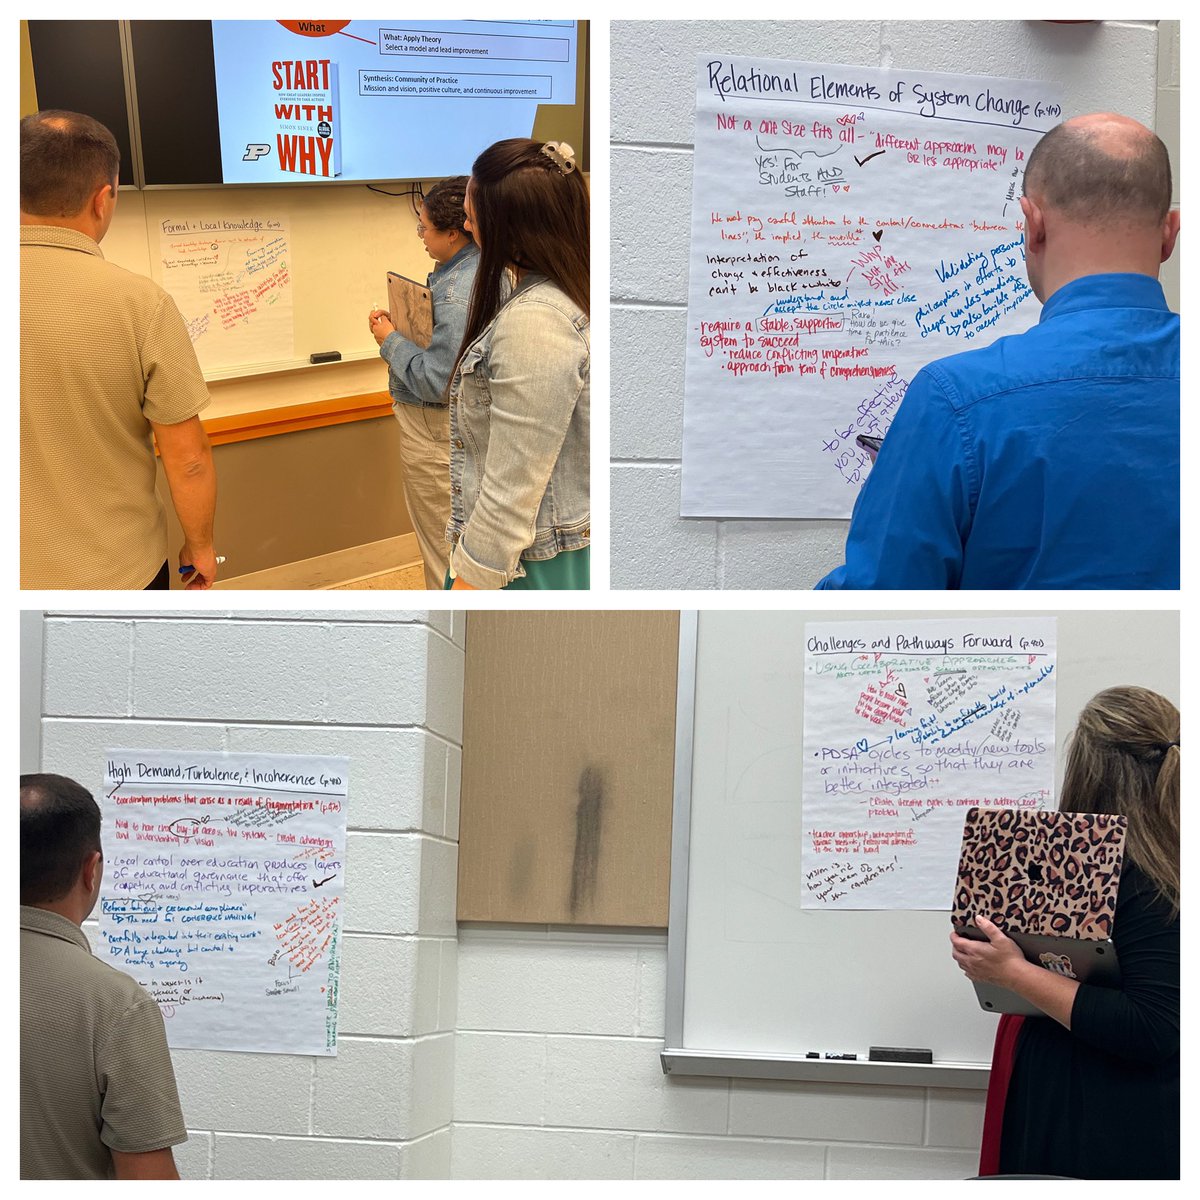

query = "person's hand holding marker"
(177, 543), (222, 590)
(368, 306), (395, 346)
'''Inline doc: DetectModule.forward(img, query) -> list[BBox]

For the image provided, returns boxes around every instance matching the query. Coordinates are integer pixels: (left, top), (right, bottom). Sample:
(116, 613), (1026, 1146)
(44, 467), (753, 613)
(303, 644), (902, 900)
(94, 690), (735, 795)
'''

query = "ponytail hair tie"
(540, 141), (577, 175)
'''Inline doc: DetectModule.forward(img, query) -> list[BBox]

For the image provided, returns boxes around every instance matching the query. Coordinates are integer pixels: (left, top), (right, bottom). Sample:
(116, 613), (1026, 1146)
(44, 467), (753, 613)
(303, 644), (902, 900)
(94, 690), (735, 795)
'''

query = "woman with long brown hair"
(443, 137), (590, 590)
(951, 686), (1180, 1178)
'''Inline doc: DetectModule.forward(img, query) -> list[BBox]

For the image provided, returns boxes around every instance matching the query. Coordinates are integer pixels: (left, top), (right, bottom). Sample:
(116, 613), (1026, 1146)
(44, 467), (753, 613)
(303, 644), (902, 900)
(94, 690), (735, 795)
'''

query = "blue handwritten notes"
(99, 749), (349, 1055)
(802, 618), (1056, 908)
(682, 56), (1061, 517)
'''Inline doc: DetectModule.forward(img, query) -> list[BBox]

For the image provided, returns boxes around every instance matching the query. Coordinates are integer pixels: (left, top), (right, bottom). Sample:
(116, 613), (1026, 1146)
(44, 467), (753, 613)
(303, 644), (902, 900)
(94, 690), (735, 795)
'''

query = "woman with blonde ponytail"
(1058, 687), (1180, 918)
(953, 687), (1180, 1179)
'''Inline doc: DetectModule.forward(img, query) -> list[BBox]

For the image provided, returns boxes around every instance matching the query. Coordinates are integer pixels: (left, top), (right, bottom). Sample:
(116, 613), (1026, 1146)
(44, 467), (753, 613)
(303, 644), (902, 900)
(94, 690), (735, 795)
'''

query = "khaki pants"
(392, 402), (452, 590)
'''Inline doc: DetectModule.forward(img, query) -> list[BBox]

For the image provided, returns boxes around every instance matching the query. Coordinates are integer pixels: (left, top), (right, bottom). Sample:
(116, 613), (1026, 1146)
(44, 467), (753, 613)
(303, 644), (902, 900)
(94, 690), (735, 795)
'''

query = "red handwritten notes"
(854, 675), (911, 727)
(803, 618), (1057, 908)
(275, 895), (341, 973)
(159, 219), (293, 370)
(683, 56), (1061, 517)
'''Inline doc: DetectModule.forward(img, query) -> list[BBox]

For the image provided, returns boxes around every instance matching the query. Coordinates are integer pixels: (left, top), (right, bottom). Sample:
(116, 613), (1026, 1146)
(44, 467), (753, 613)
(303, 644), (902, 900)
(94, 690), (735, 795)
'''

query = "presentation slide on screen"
(212, 19), (578, 183)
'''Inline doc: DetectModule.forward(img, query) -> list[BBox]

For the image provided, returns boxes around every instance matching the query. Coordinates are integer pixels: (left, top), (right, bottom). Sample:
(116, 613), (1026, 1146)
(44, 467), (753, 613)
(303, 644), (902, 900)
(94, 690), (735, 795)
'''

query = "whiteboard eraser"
(869, 1046), (933, 1064)
(310, 350), (342, 364)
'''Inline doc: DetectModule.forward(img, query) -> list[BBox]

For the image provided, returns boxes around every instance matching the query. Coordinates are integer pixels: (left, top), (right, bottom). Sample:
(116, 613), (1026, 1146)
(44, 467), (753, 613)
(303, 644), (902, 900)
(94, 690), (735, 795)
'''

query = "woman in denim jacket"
(369, 177), (478, 589)
(445, 138), (590, 590)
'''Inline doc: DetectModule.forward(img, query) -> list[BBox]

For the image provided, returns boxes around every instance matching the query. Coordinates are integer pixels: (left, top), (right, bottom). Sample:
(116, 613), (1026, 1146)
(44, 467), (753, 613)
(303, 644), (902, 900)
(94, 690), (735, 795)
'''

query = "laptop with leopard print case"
(951, 807), (1126, 1014)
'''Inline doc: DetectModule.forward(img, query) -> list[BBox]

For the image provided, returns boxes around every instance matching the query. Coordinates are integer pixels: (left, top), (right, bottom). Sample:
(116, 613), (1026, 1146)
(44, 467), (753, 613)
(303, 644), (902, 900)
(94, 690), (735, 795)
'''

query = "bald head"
(20, 109), (120, 218)
(1023, 113), (1172, 229)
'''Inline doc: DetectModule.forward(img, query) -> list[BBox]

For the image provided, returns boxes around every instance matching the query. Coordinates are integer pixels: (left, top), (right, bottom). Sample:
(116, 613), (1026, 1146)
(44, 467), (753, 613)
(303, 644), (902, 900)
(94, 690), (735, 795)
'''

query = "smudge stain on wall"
(569, 765), (604, 917)
(509, 838), (535, 901)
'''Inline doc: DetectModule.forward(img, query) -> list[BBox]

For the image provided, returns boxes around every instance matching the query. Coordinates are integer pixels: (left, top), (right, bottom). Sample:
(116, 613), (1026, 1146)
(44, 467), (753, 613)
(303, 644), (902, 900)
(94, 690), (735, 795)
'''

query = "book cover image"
(271, 57), (342, 178)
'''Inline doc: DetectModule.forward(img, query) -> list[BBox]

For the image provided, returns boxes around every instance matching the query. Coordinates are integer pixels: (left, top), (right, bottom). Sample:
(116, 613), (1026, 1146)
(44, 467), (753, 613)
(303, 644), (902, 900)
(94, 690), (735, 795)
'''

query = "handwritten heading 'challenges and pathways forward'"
(682, 57), (1062, 518)
(98, 749), (349, 1055)
(801, 617), (1057, 910)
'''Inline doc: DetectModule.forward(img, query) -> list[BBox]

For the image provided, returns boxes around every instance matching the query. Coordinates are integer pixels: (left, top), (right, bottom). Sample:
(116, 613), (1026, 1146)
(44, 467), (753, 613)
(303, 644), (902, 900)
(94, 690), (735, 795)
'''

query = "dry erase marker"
(179, 556), (226, 575)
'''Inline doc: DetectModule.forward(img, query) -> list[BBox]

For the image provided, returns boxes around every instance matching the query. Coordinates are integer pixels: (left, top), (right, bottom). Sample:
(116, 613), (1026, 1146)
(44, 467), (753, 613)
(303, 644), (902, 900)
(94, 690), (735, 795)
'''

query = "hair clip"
(540, 141), (576, 175)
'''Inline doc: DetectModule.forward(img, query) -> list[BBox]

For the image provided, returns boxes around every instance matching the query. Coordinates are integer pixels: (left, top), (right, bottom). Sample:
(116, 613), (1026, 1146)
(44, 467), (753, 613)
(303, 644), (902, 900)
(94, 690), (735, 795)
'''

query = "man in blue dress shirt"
(817, 113), (1180, 590)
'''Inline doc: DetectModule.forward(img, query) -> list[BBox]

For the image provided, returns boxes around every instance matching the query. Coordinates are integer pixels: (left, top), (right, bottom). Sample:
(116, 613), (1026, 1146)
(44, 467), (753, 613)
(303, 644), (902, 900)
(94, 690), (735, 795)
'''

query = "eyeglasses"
(416, 221), (427, 236)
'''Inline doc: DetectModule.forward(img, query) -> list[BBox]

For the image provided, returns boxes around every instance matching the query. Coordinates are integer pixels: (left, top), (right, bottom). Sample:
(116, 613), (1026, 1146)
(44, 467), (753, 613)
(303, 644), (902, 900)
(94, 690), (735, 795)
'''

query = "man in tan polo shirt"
(21, 773), (187, 1179)
(20, 109), (218, 589)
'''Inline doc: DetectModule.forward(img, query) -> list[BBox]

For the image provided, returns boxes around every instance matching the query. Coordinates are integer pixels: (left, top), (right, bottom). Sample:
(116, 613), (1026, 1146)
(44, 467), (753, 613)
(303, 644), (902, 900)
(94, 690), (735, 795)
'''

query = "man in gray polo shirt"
(21, 109), (218, 590)
(21, 774), (186, 1179)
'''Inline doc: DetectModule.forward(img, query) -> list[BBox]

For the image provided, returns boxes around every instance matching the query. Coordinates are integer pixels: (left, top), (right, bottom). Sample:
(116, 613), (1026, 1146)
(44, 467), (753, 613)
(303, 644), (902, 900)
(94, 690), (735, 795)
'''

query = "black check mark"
(855, 150), (885, 167)
(313, 874), (337, 888)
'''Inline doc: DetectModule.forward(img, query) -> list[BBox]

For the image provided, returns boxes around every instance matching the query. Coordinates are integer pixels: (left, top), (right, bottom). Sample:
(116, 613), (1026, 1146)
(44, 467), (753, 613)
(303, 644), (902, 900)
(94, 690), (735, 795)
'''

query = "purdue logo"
(243, 143), (272, 162)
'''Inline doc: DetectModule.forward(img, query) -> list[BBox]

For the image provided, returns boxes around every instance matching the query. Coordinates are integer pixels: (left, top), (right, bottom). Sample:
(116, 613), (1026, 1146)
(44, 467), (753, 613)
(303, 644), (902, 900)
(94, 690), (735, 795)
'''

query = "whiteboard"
(664, 609), (1179, 1087)
(105, 183), (427, 383)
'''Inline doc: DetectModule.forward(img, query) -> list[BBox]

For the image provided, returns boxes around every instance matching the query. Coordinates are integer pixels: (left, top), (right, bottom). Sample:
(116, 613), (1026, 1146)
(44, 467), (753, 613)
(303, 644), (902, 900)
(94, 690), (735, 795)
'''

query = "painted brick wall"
(452, 927), (983, 1179)
(33, 609), (465, 1181)
(610, 19), (1169, 589)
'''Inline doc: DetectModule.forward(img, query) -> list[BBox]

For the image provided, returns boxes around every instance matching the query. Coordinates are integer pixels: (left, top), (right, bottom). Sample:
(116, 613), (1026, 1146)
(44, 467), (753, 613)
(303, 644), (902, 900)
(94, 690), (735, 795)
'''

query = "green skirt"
(444, 546), (589, 591)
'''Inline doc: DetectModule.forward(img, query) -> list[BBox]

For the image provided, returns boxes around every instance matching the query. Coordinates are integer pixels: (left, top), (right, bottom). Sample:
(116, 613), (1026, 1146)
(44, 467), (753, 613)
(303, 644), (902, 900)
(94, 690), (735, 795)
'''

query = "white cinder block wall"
(1156, 20), (1181, 312)
(452, 928), (982, 1179)
(610, 19), (1176, 589)
(34, 609), (990, 1178)
(32, 609), (465, 1181)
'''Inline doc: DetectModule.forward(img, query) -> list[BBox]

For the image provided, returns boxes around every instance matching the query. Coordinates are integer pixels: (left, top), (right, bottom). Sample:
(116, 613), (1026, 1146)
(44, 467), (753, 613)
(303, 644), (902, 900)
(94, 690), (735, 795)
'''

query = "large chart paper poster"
(683, 57), (1062, 517)
(159, 216), (294, 371)
(98, 750), (349, 1055)
(802, 618), (1056, 910)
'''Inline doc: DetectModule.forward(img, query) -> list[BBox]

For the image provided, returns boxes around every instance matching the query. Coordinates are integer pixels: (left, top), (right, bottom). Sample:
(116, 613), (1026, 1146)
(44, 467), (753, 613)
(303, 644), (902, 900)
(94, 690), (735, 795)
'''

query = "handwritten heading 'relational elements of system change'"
(99, 749), (349, 1056)
(801, 617), (1057, 910)
(681, 57), (1062, 520)
(705, 62), (1058, 125)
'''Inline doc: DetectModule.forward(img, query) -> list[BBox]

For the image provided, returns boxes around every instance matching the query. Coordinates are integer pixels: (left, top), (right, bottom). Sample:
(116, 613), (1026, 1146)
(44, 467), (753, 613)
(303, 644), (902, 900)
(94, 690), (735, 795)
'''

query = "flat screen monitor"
(211, 19), (580, 184)
(25, 20), (136, 187)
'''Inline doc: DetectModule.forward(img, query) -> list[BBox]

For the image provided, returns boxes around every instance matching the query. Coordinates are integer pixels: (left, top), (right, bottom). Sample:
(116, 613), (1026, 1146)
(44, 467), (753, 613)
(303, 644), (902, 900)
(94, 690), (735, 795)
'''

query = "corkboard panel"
(458, 612), (679, 927)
